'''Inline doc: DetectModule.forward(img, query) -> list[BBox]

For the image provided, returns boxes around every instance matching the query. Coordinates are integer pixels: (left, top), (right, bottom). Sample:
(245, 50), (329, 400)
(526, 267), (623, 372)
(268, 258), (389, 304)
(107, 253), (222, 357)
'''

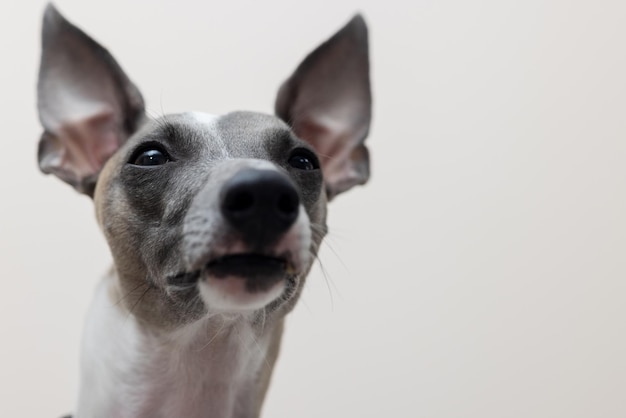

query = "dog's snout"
(221, 169), (299, 244)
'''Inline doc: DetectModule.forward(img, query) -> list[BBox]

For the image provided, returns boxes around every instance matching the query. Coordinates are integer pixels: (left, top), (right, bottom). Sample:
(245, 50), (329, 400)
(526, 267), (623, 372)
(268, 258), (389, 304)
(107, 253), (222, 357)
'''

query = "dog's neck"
(77, 272), (282, 418)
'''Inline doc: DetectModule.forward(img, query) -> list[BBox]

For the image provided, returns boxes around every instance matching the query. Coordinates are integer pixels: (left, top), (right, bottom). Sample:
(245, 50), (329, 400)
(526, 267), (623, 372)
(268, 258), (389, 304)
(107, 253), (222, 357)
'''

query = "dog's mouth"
(206, 253), (291, 293)
(167, 248), (303, 311)
(169, 253), (293, 291)
(207, 254), (287, 279)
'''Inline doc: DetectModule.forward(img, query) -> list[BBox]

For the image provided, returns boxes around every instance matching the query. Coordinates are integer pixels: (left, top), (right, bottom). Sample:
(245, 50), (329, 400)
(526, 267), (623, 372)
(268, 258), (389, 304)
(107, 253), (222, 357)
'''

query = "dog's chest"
(78, 280), (268, 418)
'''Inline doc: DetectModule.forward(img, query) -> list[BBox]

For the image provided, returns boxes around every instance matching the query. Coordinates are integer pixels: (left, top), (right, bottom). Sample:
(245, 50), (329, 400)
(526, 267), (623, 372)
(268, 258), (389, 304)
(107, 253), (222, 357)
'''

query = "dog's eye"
(130, 147), (170, 166)
(288, 149), (320, 171)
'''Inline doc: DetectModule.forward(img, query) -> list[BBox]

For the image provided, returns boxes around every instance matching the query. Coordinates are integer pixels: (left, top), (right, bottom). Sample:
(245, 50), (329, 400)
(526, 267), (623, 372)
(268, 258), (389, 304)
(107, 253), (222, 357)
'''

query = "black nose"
(221, 169), (300, 246)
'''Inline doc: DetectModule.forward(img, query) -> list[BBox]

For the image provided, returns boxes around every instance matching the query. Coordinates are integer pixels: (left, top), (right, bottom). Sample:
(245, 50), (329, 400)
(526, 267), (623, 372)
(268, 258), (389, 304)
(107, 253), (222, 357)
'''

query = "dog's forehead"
(212, 111), (291, 137)
(148, 111), (294, 158)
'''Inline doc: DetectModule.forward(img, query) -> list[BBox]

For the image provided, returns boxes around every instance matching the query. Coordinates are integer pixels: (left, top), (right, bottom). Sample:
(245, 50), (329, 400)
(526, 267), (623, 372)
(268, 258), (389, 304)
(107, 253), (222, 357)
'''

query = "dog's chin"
(198, 254), (293, 312)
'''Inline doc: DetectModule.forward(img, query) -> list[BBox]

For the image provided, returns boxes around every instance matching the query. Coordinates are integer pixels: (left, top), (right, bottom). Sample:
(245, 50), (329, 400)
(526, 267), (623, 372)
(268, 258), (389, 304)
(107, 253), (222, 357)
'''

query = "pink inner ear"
(40, 109), (121, 181)
(294, 113), (369, 197)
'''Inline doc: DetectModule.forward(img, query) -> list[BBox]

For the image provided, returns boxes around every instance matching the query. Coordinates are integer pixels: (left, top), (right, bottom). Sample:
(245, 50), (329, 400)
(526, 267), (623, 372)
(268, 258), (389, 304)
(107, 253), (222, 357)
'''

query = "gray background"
(1, 0), (624, 417)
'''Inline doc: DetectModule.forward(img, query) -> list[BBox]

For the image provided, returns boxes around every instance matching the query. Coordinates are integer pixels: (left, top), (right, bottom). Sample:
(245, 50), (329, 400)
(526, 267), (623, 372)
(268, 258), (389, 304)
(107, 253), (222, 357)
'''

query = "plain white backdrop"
(1, 0), (625, 417)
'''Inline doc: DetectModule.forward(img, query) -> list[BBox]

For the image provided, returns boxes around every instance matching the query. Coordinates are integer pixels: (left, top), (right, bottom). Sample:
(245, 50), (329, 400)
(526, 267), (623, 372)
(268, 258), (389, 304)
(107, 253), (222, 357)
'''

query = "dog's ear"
(37, 4), (145, 196)
(275, 15), (372, 200)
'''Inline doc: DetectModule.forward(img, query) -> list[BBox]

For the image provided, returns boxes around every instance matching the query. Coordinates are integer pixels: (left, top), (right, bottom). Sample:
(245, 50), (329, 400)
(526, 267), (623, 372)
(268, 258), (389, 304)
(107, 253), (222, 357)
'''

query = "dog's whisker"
(311, 251), (339, 310)
(256, 307), (267, 335)
(318, 235), (349, 273)
(125, 283), (152, 321)
(145, 108), (161, 121)
(196, 314), (228, 352)
(113, 281), (147, 307)
(248, 324), (273, 372)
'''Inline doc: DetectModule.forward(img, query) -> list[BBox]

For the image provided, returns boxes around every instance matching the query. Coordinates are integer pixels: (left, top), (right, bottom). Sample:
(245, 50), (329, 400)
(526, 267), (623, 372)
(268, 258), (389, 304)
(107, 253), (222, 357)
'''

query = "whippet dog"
(37, 4), (372, 417)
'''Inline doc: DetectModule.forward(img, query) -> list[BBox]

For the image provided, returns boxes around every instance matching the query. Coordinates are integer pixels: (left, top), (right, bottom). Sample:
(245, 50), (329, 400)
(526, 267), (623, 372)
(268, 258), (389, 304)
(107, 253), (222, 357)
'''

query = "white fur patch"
(238, 158), (278, 171)
(77, 277), (271, 417)
(189, 111), (218, 124)
(188, 111), (229, 158)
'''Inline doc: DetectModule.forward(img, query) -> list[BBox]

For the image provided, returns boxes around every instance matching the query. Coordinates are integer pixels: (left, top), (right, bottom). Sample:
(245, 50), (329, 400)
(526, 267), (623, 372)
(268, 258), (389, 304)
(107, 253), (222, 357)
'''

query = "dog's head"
(36, 5), (371, 329)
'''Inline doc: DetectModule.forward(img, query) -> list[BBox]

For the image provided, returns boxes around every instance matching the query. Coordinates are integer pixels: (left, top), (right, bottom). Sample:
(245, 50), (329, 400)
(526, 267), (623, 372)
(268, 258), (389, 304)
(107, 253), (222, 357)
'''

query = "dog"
(37, 4), (371, 417)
